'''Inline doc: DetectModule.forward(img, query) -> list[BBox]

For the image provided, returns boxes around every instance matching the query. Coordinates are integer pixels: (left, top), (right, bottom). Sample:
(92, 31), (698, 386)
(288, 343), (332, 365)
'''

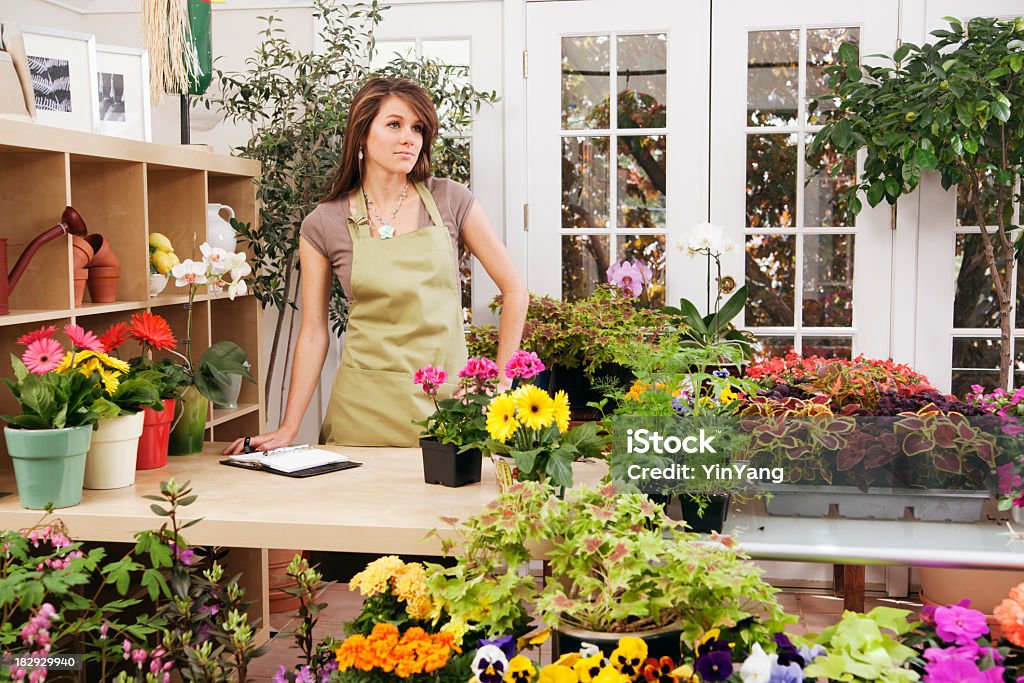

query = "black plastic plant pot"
(419, 439), (482, 487)
(680, 493), (730, 534)
(552, 624), (683, 663)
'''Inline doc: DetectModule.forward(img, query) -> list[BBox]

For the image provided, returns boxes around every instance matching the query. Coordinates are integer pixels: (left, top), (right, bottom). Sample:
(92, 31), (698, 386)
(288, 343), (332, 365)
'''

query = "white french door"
(711, 0), (899, 360)
(524, 0), (710, 304)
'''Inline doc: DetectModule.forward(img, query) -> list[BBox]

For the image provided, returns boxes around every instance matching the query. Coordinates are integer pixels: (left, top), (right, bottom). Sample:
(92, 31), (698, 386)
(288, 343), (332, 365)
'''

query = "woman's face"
(363, 95), (425, 177)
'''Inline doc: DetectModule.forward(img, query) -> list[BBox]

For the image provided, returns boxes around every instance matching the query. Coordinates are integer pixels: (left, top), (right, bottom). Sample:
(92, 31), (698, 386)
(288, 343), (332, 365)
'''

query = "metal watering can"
(0, 206), (88, 315)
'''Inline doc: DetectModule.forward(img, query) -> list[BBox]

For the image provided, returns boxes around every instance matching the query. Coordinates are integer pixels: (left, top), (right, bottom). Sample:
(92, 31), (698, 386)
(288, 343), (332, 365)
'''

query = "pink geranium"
(63, 323), (104, 353)
(21, 337), (64, 375)
(504, 350), (545, 380)
(413, 364), (448, 397)
(459, 357), (499, 383)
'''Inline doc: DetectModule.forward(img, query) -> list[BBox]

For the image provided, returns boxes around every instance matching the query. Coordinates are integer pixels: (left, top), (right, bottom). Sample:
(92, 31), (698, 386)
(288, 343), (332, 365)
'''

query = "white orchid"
(687, 222), (724, 253)
(226, 263), (251, 300)
(171, 260), (208, 287)
(200, 243), (232, 275)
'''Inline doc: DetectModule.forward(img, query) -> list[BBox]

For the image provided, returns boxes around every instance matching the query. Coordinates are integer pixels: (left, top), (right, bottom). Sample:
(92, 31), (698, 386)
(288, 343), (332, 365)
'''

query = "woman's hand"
(222, 428), (297, 455)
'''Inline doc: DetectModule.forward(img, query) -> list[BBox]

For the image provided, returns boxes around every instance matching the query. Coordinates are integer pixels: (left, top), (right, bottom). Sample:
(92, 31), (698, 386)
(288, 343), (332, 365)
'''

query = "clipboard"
(219, 444), (362, 477)
(219, 458), (362, 478)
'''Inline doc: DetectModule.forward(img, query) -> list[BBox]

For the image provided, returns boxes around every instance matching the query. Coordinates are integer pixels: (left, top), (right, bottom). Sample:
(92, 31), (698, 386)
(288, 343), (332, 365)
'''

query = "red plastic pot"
(136, 398), (176, 470)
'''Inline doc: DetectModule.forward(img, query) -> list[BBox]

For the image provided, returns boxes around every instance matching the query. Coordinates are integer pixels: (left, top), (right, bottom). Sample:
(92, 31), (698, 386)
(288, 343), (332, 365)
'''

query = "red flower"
(128, 312), (177, 351)
(16, 325), (57, 347)
(99, 322), (130, 353)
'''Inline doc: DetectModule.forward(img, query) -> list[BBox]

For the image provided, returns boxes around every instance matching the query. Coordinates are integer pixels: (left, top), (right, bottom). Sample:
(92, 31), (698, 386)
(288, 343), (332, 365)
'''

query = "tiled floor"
(244, 583), (923, 682)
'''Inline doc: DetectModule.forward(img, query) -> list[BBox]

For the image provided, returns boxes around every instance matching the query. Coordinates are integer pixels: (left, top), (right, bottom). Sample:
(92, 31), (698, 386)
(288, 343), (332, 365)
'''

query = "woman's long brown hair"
(322, 77), (439, 202)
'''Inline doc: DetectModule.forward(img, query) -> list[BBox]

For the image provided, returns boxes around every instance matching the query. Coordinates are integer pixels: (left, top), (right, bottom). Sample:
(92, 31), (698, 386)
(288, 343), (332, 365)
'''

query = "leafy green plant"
(662, 287), (753, 358)
(812, 15), (1024, 388)
(204, 0), (498, 408)
(803, 606), (920, 682)
(3, 354), (105, 429)
(195, 340), (255, 407)
(892, 405), (999, 489)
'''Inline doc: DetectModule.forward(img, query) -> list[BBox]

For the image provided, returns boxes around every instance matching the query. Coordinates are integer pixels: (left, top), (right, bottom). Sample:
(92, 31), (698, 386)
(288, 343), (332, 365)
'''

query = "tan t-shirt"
(299, 177), (475, 299)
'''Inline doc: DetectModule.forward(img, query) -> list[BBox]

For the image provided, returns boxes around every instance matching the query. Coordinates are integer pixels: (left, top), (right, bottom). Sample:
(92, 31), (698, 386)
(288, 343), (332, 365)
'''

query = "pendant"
(379, 224), (396, 240)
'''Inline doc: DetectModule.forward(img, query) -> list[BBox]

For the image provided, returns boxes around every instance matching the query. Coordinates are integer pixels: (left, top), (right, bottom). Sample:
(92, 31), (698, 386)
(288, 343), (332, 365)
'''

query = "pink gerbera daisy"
(22, 338), (64, 375)
(63, 323), (104, 353)
(16, 325), (57, 347)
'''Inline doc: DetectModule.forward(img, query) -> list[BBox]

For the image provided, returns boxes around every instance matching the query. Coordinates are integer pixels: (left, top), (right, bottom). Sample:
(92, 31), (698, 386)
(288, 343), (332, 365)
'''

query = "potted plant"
(474, 351), (607, 491)
(802, 606), (921, 682)
(427, 482), (791, 664)
(1, 324), (130, 508)
(412, 356), (500, 487)
(167, 242), (253, 455)
(80, 321), (163, 490)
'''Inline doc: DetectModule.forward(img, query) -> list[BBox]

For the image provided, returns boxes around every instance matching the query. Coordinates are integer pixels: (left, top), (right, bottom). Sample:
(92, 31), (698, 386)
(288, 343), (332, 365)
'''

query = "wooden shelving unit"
(0, 119), (264, 467)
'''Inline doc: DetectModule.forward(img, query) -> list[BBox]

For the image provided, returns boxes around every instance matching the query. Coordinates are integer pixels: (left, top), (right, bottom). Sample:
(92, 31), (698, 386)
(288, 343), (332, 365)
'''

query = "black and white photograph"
(94, 45), (150, 141)
(19, 26), (97, 132)
(97, 71), (125, 121)
(26, 55), (71, 112)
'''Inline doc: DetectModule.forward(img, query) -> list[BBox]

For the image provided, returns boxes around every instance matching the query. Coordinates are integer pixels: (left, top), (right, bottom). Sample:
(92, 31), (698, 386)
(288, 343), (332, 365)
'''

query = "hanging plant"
(140, 0), (198, 103)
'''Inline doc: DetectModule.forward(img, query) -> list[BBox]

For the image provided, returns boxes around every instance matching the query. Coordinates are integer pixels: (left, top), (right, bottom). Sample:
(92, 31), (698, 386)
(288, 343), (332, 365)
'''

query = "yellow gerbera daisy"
(96, 351), (129, 373)
(552, 390), (570, 433)
(513, 384), (555, 431)
(486, 394), (520, 442)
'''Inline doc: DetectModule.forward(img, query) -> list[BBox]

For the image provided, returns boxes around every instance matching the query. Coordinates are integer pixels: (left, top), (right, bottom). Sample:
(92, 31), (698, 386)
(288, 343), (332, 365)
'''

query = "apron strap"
(414, 181), (454, 261)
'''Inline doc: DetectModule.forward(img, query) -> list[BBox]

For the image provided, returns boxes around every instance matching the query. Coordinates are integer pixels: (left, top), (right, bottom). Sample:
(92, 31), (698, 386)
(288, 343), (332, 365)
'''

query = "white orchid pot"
(84, 411), (145, 489)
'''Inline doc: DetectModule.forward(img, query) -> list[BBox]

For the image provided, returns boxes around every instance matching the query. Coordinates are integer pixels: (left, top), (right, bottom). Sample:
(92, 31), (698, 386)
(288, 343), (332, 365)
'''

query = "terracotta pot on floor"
(918, 567), (1024, 640)
(268, 549), (307, 614)
(86, 266), (120, 303)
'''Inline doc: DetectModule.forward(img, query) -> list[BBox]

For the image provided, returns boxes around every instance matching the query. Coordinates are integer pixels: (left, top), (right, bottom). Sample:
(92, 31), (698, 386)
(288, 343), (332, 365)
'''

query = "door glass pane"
(617, 33), (667, 129)
(956, 172), (1001, 227)
(746, 133), (797, 227)
(562, 235), (611, 302)
(806, 27), (859, 125)
(746, 234), (795, 326)
(953, 233), (1004, 328)
(562, 136), (610, 229)
(951, 337), (1000, 397)
(756, 336), (795, 359)
(747, 29), (798, 127)
(563, 36), (610, 129)
(618, 135), (666, 229)
(618, 234), (666, 306)
(370, 40), (415, 70)
(803, 234), (853, 327)
(805, 134), (855, 227)
(802, 336), (852, 359)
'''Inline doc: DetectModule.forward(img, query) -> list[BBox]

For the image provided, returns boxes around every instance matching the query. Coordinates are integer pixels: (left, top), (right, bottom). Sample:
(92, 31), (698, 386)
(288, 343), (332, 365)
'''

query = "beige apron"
(321, 182), (468, 446)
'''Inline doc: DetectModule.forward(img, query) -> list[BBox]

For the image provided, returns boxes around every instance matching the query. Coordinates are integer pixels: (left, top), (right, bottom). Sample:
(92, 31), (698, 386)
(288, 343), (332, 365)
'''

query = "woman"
(224, 77), (527, 452)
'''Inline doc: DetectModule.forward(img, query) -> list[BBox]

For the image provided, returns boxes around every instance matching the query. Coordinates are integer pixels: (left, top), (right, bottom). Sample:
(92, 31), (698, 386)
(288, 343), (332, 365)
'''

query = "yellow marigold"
(392, 562), (427, 601)
(350, 555), (404, 596)
(513, 384), (555, 431)
(625, 381), (645, 401)
(487, 394), (520, 442)
(405, 592), (435, 621)
(552, 390), (570, 433)
(335, 634), (369, 672)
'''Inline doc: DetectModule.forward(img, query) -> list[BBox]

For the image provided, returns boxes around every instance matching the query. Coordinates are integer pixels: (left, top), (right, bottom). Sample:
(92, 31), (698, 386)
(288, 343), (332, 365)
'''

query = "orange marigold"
(995, 583), (1024, 647)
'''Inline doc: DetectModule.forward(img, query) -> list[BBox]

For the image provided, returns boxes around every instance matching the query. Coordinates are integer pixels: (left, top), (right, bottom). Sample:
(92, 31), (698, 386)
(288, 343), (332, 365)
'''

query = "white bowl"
(149, 273), (169, 297)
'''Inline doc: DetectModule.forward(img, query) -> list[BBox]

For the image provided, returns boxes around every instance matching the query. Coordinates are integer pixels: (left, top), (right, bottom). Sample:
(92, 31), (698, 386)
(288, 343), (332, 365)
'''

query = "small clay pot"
(84, 234), (119, 269)
(73, 268), (88, 307)
(86, 265), (120, 303)
(72, 236), (94, 270)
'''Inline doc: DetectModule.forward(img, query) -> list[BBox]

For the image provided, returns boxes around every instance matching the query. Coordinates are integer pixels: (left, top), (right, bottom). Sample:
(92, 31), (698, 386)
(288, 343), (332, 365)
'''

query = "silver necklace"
(364, 183), (409, 240)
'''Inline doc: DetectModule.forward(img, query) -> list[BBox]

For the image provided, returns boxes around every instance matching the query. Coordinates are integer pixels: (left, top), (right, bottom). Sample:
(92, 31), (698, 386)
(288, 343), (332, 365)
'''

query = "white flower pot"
(84, 412), (145, 489)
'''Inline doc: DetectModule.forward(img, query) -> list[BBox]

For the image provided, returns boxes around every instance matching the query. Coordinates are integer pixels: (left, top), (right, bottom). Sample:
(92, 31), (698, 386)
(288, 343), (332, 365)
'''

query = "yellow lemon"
(149, 232), (174, 253)
(151, 250), (179, 275)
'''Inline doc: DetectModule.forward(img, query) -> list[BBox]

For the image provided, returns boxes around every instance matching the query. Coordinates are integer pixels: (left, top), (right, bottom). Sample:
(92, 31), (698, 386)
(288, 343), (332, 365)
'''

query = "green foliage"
(662, 287), (753, 358)
(415, 392), (491, 447)
(812, 15), (1024, 386)
(468, 287), (677, 377)
(194, 340), (254, 406)
(427, 482), (791, 648)
(2, 354), (104, 429)
(804, 607), (920, 682)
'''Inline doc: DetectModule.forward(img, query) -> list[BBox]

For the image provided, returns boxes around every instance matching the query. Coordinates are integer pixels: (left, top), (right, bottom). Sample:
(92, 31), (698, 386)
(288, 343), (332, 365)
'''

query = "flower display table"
(0, 444), (1021, 644)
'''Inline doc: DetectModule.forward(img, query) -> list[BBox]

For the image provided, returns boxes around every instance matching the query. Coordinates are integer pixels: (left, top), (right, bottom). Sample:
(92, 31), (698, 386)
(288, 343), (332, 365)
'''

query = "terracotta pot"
(72, 235), (94, 270)
(73, 268), (88, 306)
(137, 398), (176, 470)
(84, 234), (119, 269)
(268, 549), (307, 614)
(918, 568), (1024, 641)
(86, 265), (120, 303)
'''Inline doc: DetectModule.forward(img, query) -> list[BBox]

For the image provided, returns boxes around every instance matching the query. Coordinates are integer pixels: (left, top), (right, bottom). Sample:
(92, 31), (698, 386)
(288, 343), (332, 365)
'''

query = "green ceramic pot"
(168, 385), (209, 455)
(3, 425), (92, 509)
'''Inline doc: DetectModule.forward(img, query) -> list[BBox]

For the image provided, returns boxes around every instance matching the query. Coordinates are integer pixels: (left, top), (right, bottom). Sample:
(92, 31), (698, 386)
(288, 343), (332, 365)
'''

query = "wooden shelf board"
(0, 309), (72, 327)
(210, 403), (260, 426)
(147, 292), (195, 308)
(73, 300), (150, 317)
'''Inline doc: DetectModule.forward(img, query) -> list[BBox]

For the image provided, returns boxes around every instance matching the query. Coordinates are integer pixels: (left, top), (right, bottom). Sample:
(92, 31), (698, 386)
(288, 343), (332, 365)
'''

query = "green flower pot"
(3, 425), (92, 509)
(168, 385), (209, 455)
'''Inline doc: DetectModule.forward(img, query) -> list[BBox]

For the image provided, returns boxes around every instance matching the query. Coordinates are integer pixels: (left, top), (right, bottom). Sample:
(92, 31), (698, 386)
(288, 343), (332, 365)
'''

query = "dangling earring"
(358, 147), (364, 161)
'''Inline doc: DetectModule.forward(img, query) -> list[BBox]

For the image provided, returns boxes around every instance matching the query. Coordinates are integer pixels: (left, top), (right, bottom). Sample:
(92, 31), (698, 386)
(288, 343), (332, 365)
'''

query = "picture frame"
(19, 25), (98, 133)
(95, 45), (151, 142)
